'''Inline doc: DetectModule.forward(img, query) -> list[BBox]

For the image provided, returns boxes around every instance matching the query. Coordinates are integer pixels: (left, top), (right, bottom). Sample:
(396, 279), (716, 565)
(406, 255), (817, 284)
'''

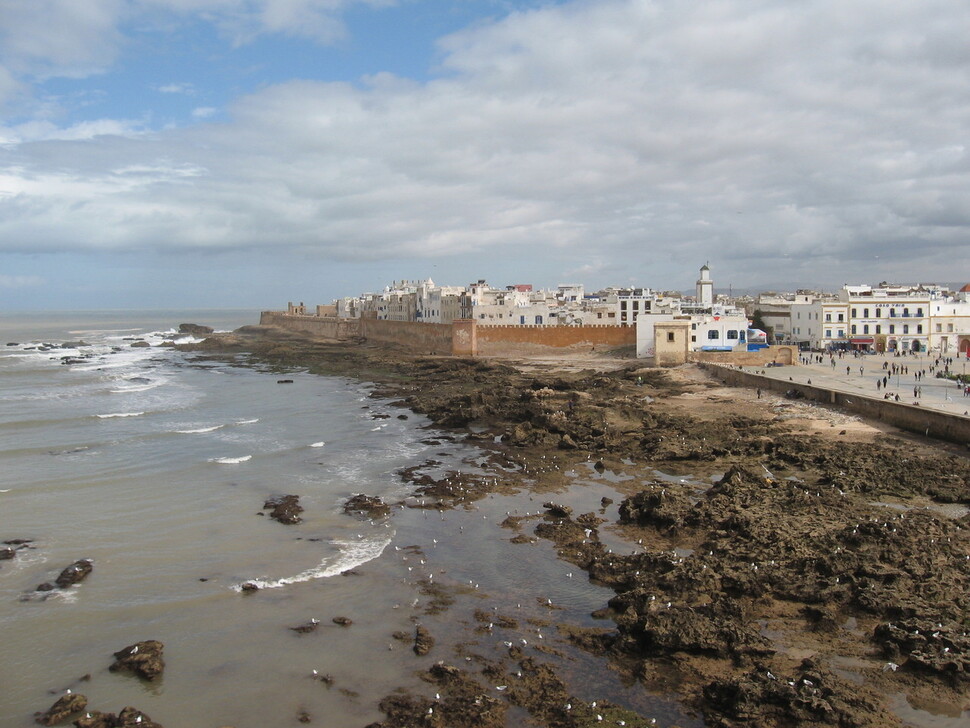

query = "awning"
(850, 338), (874, 344)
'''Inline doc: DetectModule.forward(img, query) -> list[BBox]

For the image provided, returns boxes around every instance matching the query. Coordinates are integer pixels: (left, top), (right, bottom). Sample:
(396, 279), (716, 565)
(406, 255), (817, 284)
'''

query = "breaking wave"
(231, 537), (391, 591)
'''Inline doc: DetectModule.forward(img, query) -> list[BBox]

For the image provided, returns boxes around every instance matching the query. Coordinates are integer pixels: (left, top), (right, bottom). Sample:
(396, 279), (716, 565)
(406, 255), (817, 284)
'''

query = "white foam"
(310, 441), (326, 448)
(231, 537), (391, 591)
(95, 412), (145, 419)
(176, 425), (224, 434)
(235, 418), (259, 425)
(211, 455), (252, 464)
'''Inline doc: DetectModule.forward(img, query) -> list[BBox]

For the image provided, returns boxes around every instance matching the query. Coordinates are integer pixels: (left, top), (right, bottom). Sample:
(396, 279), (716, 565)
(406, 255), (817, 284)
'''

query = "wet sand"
(178, 325), (970, 728)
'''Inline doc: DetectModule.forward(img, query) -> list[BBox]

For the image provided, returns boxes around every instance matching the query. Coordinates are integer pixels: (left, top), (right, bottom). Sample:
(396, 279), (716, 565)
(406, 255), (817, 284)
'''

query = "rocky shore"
(179, 325), (970, 727)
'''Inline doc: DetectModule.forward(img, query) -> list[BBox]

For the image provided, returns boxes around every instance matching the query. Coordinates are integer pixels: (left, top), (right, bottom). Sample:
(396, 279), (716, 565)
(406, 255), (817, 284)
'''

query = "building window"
(875, 309), (881, 318)
(708, 330), (719, 340)
(851, 325), (857, 335)
(917, 324), (923, 334)
(825, 313), (831, 322)
(863, 325), (869, 334)
(726, 330), (738, 339)
(875, 325), (881, 334)
(903, 324), (909, 334)
(936, 323), (942, 332)
(916, 308), (923, 316)
(838, 314), (844, 322)
(825, 329), (832, 338)
(851, 308), (857, 317)
(863, 308), (869, 318)
(691, 335), (696, 342)
(948, 323), (954, 332)
(838, 330), (844, 337)
(889, 325), (895, 334)
(667, 332), (675, 342)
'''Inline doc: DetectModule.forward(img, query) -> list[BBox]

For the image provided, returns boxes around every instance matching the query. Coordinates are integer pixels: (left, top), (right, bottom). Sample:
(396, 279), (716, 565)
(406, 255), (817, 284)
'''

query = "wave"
(310, 441), (326, 448)
(210, 455), (252, 464)
(231, 537), (391, 591)
(235, 418), (259, 425)
(176, 425), (224, 434)
(95, 412), (145, 419)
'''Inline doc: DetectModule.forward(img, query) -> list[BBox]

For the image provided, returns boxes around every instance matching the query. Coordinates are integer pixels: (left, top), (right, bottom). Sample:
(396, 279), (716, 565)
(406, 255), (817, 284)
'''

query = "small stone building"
(654, 320), (691, 366)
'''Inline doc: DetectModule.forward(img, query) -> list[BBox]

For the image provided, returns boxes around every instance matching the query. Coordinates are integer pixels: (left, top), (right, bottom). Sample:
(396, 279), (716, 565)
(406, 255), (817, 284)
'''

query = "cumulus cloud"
(2, 0), (970, 289)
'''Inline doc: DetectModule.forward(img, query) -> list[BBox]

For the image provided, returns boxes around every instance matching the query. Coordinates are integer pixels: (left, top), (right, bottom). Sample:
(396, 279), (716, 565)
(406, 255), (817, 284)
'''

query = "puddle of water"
(889, 692), (970, 727)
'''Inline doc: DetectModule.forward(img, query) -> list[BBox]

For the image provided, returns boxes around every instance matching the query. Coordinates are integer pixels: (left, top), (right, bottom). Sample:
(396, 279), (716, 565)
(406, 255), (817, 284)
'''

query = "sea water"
(0, 310), (698, 728)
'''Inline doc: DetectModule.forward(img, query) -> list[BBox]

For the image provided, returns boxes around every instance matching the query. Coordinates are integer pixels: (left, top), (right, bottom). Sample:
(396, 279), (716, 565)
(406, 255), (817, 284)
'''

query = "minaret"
(696, 263), (713, 307)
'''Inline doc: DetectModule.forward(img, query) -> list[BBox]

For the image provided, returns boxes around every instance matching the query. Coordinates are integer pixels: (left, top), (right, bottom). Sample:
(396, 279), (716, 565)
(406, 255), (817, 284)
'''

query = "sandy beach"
(172, 324), (970, 728)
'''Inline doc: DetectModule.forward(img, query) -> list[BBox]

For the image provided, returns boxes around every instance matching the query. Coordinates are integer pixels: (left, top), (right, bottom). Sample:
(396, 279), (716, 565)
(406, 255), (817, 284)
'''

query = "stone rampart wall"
(702, 363), (970, 446)
(259, 312), (357, 340)
(359, 318), (454, 355)
(476, 324), (636, 356)
(259, 312), (635, 358)
(690, 346), (796, 366)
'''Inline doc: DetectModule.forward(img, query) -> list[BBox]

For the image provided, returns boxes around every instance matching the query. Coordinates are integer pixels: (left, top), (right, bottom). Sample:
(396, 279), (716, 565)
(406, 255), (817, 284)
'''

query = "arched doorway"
(911, 340), (921, 352)
(960, 338), (970, 356)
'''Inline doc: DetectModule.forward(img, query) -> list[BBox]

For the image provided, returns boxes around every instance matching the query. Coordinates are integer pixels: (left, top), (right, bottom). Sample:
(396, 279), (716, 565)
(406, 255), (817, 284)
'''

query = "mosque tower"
(696, 263), (714, 307)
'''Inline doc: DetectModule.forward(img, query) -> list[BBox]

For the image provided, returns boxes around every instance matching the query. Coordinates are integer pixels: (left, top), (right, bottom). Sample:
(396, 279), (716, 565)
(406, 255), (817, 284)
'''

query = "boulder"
(109, 640), (165, 681)
(263, 495), (303, 525)
(34, 693), (87, 725)
(413, 625), (434, 655)
(178, 323), (214, 336)
(55, 559), (94, 588)
(343, 494), (391, 519)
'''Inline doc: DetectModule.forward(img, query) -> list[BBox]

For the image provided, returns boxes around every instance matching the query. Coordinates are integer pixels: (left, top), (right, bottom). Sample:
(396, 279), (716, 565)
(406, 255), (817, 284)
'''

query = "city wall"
(259, 312), (635, 357)
(690, 346), (796, 366)
(701, 363), (970, 446)
(476, 324), (636, 357)
(259, 312), (357, 340)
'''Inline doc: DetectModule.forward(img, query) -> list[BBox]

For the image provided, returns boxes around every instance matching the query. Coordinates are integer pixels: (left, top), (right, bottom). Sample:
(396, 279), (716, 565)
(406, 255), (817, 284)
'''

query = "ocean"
(0, 310), (696, 728)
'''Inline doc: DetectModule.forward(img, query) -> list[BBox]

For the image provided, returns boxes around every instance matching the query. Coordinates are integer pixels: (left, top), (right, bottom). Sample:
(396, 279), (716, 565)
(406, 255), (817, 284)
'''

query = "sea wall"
(259, 312), (635, 357)
(701, 362), (970, 446)
(259, 312), (357, 340)
(476, 324), (636, 357)
(359, 318), (454, 355)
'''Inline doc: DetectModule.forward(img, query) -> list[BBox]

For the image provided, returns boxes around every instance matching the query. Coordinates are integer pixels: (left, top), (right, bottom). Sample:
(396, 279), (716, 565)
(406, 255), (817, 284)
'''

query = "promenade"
(750, 351), (970, 418)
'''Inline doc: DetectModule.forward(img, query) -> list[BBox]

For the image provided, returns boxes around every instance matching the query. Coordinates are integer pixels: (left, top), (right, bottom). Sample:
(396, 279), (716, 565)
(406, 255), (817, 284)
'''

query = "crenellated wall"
(258, 312), (636, 357)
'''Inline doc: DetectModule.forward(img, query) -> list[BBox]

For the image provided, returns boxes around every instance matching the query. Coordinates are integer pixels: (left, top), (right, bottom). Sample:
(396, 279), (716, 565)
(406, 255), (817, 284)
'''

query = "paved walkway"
(746, 352), (970, 418)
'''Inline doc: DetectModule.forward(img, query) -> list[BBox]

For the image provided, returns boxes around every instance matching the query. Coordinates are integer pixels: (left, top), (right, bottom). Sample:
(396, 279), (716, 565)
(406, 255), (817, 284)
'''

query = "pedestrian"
(757, 388), (762, 399)
(846, 366), (851, 376)
(877, 379), (881, 390)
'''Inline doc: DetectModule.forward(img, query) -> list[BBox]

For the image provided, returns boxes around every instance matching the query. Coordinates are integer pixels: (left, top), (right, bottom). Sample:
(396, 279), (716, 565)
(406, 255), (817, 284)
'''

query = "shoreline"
(178, 325), (970, 727)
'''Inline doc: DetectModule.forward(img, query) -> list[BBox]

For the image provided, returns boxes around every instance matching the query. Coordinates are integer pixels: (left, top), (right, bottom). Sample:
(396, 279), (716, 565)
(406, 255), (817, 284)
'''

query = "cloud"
(2, 0), (970, 291)
(157, 82), (195, 95)
(191, 106), (218, 118)
(0, 274), (44, 289)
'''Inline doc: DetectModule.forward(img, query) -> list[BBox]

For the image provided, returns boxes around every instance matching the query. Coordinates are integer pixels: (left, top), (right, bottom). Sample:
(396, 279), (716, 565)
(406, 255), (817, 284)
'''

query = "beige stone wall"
(690, 345), (796, 366)
(702, 362), (970, 446)
(476, 324), (636, 356)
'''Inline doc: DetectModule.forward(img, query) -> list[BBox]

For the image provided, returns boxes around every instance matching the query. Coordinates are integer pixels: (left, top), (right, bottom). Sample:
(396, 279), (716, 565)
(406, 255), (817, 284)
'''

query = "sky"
(1, 0), (969, 310)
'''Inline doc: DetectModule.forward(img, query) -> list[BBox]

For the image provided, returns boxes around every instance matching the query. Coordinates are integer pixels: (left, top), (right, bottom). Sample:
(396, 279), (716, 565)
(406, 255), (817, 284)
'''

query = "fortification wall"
(360, 318), (453, 355)
(702, 363), (970, 446)
(690, 346), (796, 367)
(259, 312), (635, 358)
(476, 324), (636, 357)
(259, 312), (358, 339)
